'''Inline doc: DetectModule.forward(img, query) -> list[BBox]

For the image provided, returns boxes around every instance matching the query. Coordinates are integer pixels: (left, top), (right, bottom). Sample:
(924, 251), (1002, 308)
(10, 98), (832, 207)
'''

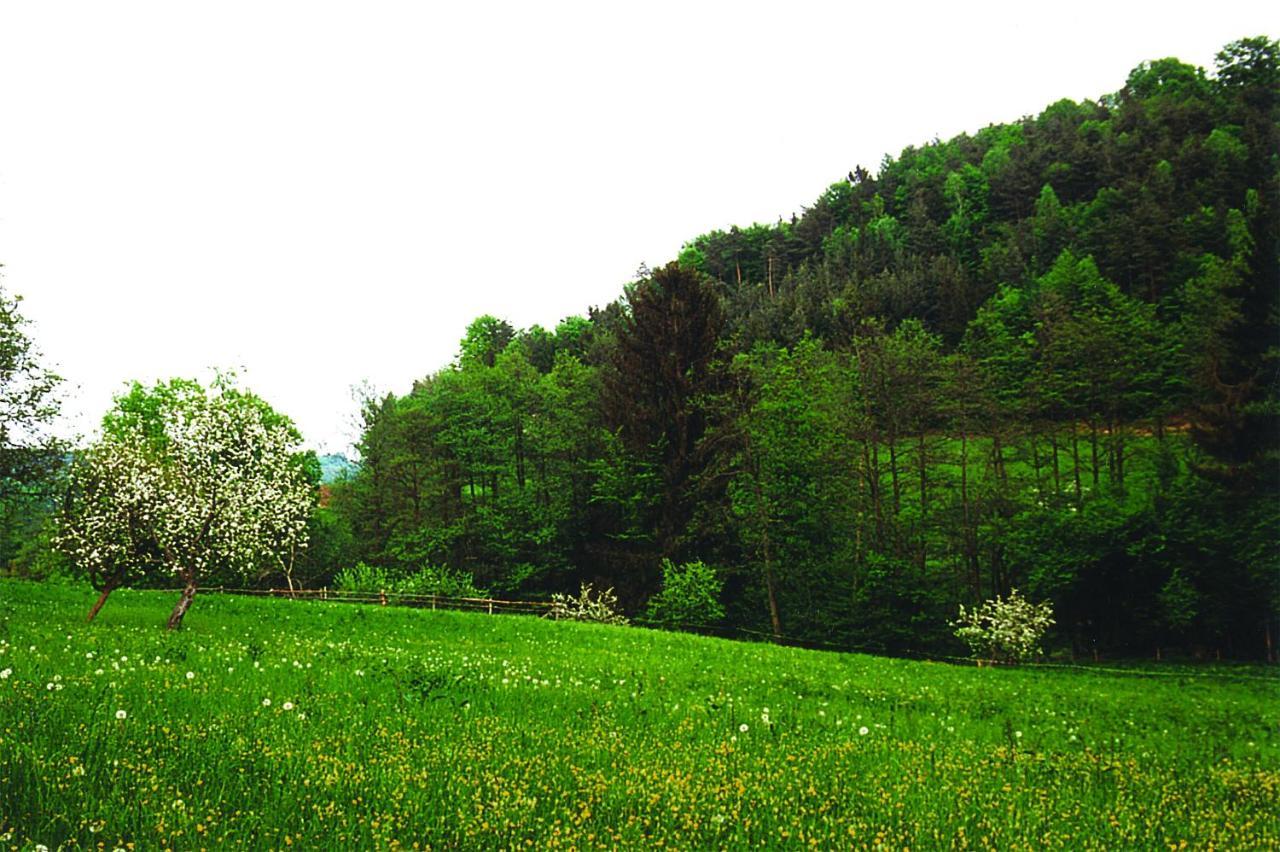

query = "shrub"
(549, 583), (628, 625)
(643, 559), (725, 628)
(952, 588), (1054, 663)
(332, 562), (394, 594)
(396, 564), (487, 599)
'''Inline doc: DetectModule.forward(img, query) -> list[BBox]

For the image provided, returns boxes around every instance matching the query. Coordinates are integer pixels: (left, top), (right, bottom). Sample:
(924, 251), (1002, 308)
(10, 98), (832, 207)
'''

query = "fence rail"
(209, 586), (553, 616)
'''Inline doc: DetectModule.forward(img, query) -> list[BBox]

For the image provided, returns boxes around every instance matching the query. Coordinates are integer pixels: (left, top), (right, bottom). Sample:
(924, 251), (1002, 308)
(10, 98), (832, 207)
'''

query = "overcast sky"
(0, 1), (1273, 453)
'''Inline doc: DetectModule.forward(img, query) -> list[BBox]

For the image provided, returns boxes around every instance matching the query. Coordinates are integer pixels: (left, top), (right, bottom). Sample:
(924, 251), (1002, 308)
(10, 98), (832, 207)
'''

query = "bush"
(332, 562), (488, 599)
(396, 564), (487, 599)
(643, 559), (725, 628)
(332, 562), (394, 594)
(549, 583), (628, 625)
(952, 588), (1054, 663)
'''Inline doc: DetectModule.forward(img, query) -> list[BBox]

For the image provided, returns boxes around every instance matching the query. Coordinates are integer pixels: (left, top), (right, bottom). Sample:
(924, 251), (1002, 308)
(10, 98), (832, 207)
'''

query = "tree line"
(328, 38), (1278, 659)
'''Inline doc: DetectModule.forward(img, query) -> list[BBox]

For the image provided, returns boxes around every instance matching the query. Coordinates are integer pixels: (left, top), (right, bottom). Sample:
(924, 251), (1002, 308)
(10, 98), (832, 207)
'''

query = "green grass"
(1, 579), (1276, 849)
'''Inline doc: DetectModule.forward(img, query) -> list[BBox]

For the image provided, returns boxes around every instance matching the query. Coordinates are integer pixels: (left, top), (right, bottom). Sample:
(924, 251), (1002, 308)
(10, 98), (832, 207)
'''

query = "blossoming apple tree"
(59, 377), (314, 629)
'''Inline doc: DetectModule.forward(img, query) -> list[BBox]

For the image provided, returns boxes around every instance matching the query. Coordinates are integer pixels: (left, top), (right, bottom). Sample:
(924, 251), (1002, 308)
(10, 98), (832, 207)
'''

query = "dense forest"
(5, 38), (1278, 660)
(323, 38), (1279, 660)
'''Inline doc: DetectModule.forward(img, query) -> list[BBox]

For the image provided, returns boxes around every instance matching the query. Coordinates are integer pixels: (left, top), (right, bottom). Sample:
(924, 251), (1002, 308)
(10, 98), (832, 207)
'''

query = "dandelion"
(115, 709), (127, 720)
(283, 701), (294, 711)
(186, 671), (195, 680)
(1015, 730), (1023, 738)
(739, 723), (749, 733)
(859, 726), (869, 736)
(0, 668), (11, 679)
(262, 697), (272, 707)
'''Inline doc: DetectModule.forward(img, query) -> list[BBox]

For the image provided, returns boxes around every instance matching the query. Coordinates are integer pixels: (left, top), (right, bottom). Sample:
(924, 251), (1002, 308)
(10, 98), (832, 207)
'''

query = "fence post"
(488, 600), (494, 615)
(380, 590), (387, 607)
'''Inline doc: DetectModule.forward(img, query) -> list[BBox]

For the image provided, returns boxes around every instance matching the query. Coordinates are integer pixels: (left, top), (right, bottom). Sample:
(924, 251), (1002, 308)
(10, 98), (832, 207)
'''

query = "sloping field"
(1, 580), (1276, 849)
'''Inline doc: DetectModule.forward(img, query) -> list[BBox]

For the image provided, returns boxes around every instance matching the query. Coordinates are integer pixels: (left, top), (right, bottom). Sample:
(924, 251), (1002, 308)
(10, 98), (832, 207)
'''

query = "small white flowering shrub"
(952, 588), (1054, 663)
(549, 583), (629, 625)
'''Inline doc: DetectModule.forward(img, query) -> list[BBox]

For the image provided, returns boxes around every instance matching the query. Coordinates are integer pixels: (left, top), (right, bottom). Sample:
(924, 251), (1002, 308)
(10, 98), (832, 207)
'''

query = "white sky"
(0, 1), (1274, 454)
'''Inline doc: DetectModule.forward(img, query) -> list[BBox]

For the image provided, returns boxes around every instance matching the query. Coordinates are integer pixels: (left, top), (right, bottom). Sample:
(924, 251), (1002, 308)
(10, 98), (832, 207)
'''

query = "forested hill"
(324, 38), (1279, 661)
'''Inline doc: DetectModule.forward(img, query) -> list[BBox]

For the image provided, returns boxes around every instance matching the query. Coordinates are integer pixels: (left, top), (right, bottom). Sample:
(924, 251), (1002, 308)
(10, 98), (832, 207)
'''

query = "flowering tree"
(952, 588), (1055, 663)
(59, 438), (164, 622)
(59, 377), (314, 629)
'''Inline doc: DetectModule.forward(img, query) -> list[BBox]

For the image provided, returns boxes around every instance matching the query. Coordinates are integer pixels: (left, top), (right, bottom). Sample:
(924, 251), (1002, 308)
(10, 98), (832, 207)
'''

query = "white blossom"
(58, 377), (313, 606)
(952, 588), (1055, 663)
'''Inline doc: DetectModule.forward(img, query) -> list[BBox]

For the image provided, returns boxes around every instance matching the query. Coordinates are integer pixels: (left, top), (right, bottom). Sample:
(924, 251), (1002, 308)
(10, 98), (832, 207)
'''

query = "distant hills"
(318, 453), (357, 484)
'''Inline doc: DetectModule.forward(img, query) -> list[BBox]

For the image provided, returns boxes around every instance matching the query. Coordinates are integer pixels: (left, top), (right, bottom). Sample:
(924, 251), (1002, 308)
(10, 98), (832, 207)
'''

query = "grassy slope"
(1, 580), (1276, 849)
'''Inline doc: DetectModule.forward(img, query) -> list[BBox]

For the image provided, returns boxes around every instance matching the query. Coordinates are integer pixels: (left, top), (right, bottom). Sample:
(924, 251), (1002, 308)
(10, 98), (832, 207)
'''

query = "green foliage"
(331, 562), (394, 594)
(328, 38), (1280, 661)
(0, 281), (64, 571)
(396, 564), (487, 598)
(643, 559), (725, 628)
(330, 562), (488, 600)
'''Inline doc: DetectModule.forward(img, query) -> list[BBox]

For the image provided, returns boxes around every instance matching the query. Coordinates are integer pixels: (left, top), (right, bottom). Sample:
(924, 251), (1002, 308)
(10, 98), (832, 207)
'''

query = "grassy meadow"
(1, 579), (1277, 849)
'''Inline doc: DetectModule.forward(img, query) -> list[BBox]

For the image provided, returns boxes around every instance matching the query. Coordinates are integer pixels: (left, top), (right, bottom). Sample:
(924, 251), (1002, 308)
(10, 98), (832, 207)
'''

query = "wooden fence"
(209, 586), (554, 617)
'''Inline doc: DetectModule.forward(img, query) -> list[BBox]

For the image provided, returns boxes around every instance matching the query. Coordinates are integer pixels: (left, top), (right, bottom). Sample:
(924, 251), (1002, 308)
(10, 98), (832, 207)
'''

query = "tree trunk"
(888, 437), (901, 518)
(1113, 419), (1126, 489)
(1070, 428), (1083, 505)
(960, 430), (979, 596)
(865, 440), (885, 549)
(1088, 418), (1101, 490)
(1049, 432), (1061, 495)
(762, 529), (782, 641)
(917, 432), (928, 571)
(86, 573), (123, 623)
(1030, 431), (1044, 500)
(166, 576), (199, 631)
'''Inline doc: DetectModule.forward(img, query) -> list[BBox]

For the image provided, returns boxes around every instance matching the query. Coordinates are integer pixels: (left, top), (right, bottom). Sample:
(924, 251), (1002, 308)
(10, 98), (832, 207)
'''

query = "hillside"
(324, 37), (1279, 661)
(1, 580), (1276, 848)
